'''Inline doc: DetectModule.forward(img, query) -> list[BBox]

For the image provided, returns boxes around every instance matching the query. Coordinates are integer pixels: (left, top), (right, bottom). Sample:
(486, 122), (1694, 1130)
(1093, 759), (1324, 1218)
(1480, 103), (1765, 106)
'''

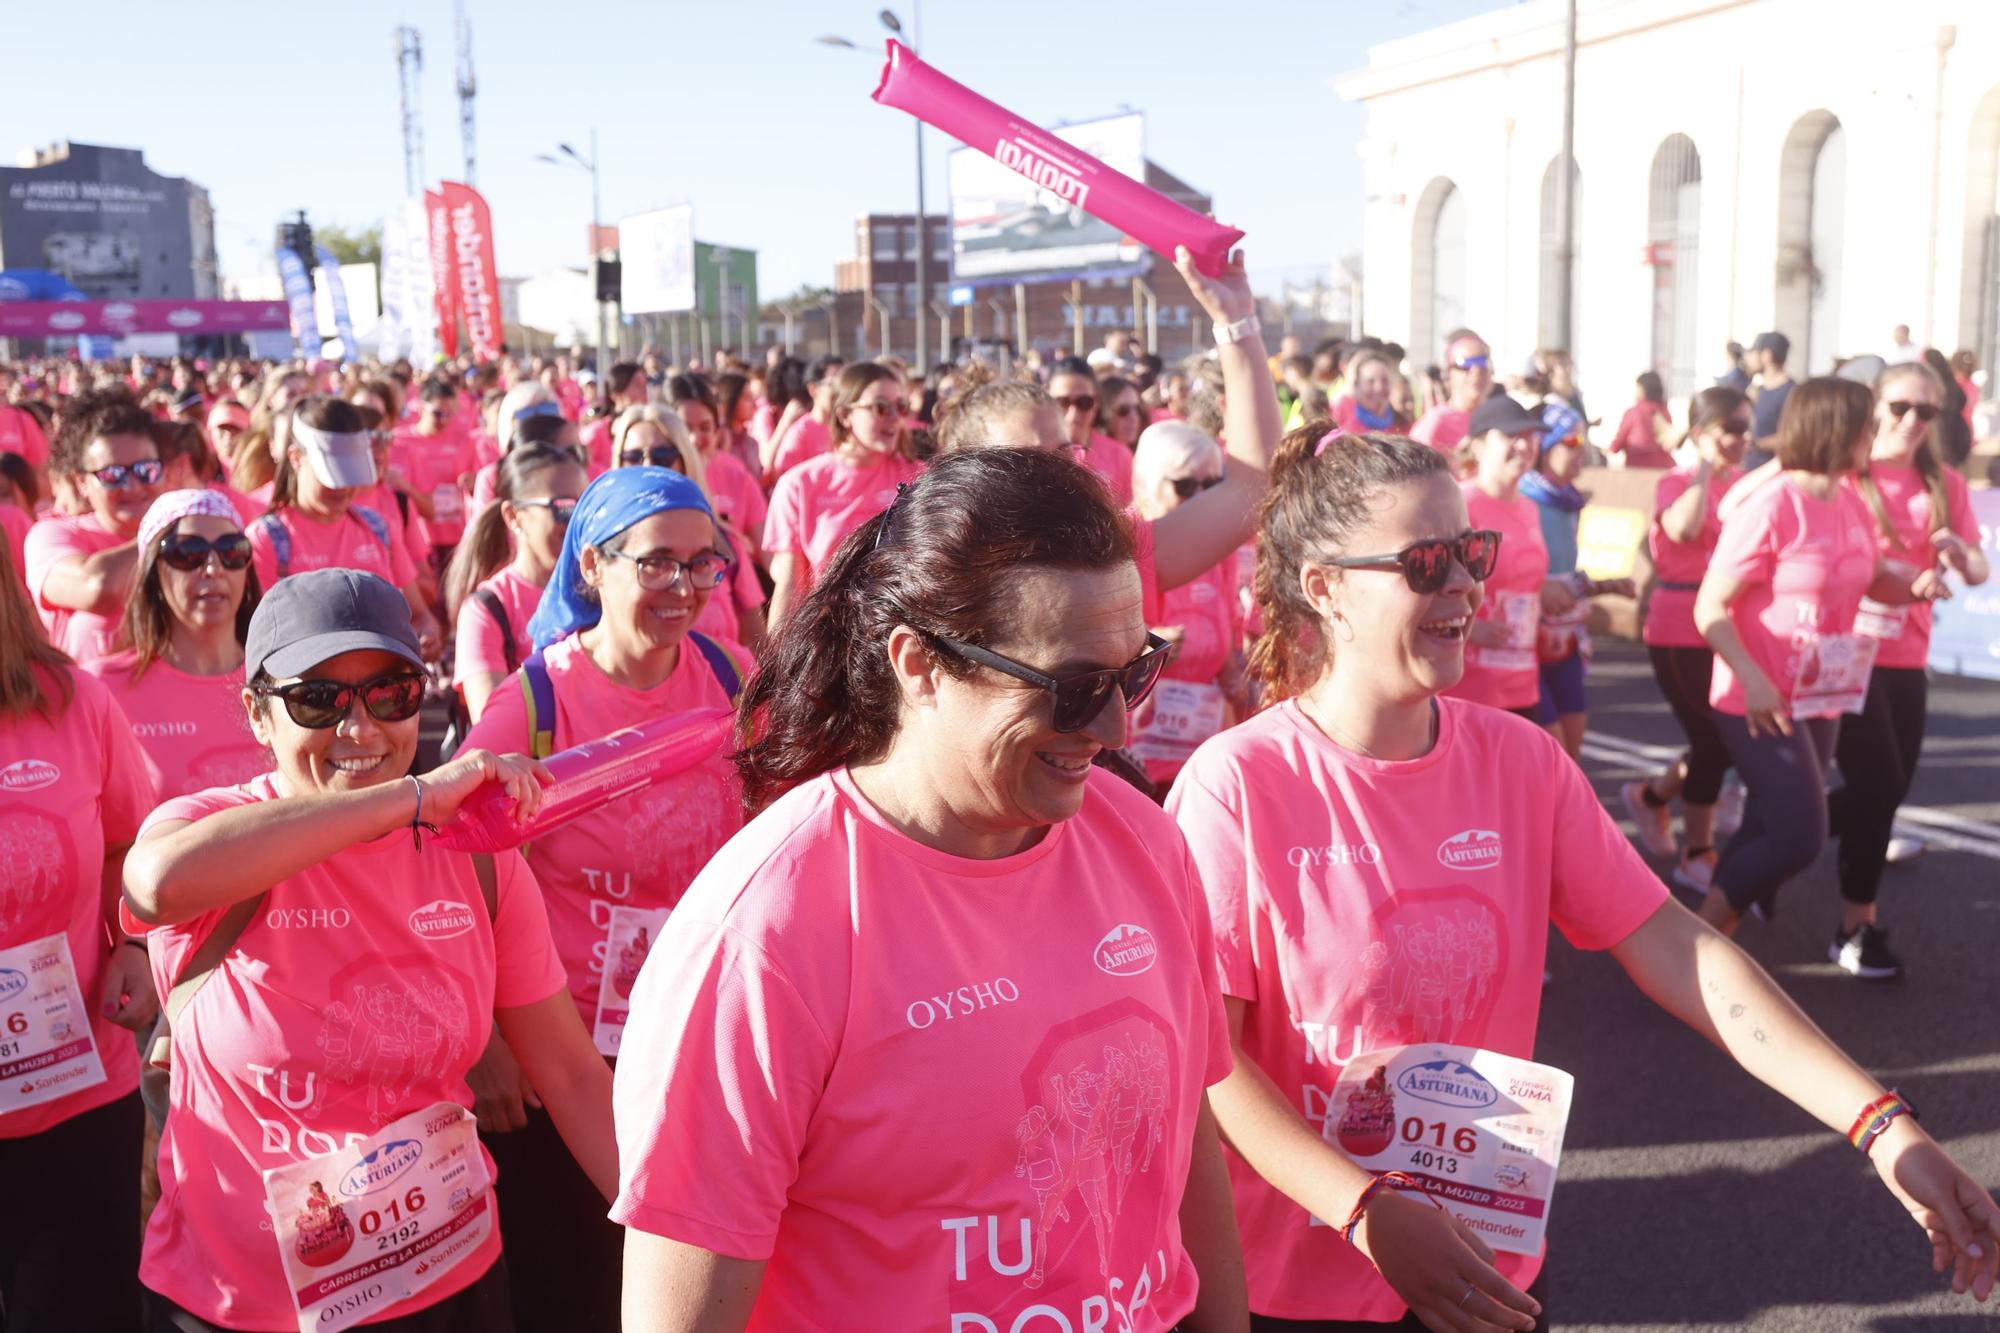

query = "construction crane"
(396, 26), (425, 197)
(456, 0), (477, 185)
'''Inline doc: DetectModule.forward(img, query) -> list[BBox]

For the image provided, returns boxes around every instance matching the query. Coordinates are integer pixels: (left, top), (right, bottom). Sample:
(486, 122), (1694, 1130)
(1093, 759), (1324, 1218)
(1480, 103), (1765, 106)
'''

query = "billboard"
(620, 205), (696, 314)
(0, 144), (208, 300)
(947, 112), (1145, 285)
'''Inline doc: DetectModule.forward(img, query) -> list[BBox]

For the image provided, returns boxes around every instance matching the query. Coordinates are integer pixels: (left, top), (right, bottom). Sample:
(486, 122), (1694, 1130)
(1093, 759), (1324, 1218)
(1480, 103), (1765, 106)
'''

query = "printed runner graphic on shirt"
(0, 805), (77, 938)
(1355, 890), (1504, 1048)
(315, 957), (476, 1126)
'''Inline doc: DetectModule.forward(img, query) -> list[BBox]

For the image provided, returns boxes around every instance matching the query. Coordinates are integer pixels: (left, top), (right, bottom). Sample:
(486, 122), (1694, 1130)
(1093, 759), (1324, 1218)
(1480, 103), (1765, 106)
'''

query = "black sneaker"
(1830, 924), (1903, 981)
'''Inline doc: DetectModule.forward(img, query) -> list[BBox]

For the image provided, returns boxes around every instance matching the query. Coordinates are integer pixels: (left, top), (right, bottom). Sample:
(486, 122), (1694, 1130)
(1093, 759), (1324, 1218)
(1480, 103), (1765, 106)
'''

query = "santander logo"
(0, 759), (59, 793)
(1094, 923), (1158, 977)
(1437, 828), (1503, 872)
(407, 899), (477, 940)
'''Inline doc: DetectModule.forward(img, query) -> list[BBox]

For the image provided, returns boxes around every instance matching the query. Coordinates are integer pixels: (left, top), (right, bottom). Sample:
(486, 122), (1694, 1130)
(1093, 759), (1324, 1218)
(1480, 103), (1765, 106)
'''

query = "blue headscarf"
(1522, 402), (1589, 515)
(527, 466), (715, 651)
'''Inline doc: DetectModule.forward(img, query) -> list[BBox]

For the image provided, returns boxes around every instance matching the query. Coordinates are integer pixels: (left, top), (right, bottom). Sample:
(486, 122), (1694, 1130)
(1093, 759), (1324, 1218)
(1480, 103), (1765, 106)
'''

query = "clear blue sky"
(4, 0), (1509, 299)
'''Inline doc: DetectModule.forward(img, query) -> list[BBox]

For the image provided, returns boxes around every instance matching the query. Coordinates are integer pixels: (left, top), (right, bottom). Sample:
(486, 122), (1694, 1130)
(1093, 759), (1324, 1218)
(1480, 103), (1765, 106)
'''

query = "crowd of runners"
(0, 246), (1993, 1332)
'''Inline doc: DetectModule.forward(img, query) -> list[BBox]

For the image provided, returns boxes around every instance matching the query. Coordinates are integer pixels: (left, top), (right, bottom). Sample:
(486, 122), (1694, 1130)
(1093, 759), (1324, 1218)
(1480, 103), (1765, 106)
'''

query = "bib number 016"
(359, 1187), (428, 1250)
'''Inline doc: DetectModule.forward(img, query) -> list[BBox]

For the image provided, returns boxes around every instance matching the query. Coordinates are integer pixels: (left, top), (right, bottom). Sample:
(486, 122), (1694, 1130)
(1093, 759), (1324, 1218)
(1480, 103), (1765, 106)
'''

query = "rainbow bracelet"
(1848, 1091), (1917, 1155)
(1341, 1171), (1429, 1246)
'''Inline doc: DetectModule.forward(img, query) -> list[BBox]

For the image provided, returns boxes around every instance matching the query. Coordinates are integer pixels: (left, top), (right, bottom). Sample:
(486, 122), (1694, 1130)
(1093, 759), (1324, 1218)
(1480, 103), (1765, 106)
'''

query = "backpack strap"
(161, 892), (267, 1030)
(471, 852), (498, 921)
(352, 504), (392, 549)
(517, 650), (558, 760)
(472, 586), (518, 675)
(252, 512), (292, 582)
(685, 630), (744, 704)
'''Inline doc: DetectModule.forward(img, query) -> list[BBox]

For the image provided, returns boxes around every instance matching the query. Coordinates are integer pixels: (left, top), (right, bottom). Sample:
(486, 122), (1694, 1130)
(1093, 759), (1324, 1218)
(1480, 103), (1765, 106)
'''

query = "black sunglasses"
(514, 496), (579, 524)
(1171, 475), (1224, 499)
(1887, 401), (1940, 424)
(252, 671), (426, 730)
(1054, 394), (1098, 413)
(933, 632), (1172, 733)
(158, 532), (253, 572)
(619, 445), (685, 471)
(90, 459), (165, 489)
(1329, 529), (1503, 594)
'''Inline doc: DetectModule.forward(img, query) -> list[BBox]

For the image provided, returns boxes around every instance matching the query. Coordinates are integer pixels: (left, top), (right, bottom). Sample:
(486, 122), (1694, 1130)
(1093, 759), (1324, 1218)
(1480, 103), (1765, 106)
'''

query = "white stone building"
(1337, 0), (2000, 407)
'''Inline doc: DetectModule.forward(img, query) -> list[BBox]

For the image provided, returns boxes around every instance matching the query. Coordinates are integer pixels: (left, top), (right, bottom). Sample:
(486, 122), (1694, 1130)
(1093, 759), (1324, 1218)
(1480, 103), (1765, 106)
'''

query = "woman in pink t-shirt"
(1167, 422), (1999, 1330)
(714, 369), (767, 482)
(764, 363), (925, 628)
(1623, 387), (1750, 895)
(1447, 396), (1578, 717)
(1126, 420), (1248, 791)
(1825, 363), (1989, 980)
(669, 372), (769, 555)
(122, 568), (614, 1333)
(444, 442), (589, 722)
(612, 446), (1243, 1332)
(1694, 378), (1945, 937)
(1608, 371), (1677, 469)
(0, 539), (159, 1329)
(461, 465), (749, 1333)
(1050, 358), (1137, 505)
(87, 490), (269, 800)
(1098, 374), (1147, 453)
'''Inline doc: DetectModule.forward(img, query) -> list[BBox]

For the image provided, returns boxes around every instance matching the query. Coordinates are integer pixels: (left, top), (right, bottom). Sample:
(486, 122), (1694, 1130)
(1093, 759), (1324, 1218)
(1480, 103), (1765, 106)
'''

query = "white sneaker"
(1714, 782), (1746, 838)
(1885, 836), (1926, 864)
(1672, 852), (1717, 897)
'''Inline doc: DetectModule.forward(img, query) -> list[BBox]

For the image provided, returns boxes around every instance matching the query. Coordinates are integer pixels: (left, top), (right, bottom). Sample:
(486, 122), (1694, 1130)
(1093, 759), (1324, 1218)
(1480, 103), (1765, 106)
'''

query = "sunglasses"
(1328, 529), (1503, 593)
(1054, 394), (1098, 413)
(600, 548), (732, 591)
(1109, 402), (1140, 417)
(934, 632), (1172, 734)
(1170, 475), (1224, 499)
(513, 496), (579, 524)
(618, 445), (685, 471)
(158, 531), (253, 572)
(1450, 354), (1492, 373)
(1887, 401), (1940, 424)
(90, 459), (165, 489)
(849, 399), (907, 419)
(252, 670), (426, 730)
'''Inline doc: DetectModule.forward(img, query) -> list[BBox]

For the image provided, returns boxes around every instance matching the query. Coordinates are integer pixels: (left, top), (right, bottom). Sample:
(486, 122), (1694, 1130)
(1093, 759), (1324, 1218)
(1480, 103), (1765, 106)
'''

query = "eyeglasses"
(933, 632), (1172, 734)
(1450, 354), (1492, 373)
(1170, 475), (1224, 499)
(849, 399), (907, 419)
(600, 548), (732, 591)
(1054, 394), (1098, 414)
(89, 459), (165, 489)
(158, 532), (253, 572)
(1328, 529), (1503, 594)
(513, 497), (579, 524)
(1887, 401), (1940, 424)
(252, 671), (426, 730)
(618, 445), (685, 471)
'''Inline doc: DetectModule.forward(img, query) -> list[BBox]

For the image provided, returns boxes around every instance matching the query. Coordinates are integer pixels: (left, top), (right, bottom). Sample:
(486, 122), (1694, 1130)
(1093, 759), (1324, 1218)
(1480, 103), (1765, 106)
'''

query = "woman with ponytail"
(1166, 420), (1998, 1330)
(1823, 362), (1988, 979)
(612, 447), (1245, 1332)
(446, 441), (589, 722)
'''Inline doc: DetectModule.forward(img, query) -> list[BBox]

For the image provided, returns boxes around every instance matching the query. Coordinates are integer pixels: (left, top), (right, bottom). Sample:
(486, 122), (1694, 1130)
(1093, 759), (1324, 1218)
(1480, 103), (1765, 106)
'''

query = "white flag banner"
(378, 215), (411, 362)
(403, 197), (440, 366)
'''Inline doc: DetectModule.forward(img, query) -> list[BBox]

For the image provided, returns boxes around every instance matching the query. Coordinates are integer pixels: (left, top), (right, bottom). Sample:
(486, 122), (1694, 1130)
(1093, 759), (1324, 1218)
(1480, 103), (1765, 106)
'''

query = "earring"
(1329, 609), (1355, 644)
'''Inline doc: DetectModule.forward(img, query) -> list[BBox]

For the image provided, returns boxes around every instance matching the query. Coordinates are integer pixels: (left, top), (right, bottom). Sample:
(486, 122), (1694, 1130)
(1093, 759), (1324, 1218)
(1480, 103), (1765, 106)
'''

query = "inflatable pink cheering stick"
(871, 39), (1244, 277)
(434, 708), (735, 853)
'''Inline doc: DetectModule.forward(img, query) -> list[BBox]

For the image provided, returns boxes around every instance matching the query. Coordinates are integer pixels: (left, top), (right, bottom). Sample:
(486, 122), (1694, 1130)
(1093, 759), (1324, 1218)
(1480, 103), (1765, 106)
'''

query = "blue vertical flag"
(276, 246), (318, 359)
(314, 245), (360, 363)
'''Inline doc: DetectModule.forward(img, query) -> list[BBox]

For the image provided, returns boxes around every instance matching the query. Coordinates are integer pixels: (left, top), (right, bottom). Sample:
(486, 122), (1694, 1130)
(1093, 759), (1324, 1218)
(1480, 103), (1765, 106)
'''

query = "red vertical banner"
(425, 189), (461, 359)
(440, 180), (502, 363)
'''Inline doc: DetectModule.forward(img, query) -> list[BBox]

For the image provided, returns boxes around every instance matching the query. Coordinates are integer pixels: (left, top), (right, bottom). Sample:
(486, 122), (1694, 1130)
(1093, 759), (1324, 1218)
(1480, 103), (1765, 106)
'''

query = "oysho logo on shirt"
(0, 759), (59, 793)
(1436, 829), (1503, 872)
(1093, 923), (1158, 976)
(407, 899), (478, 940)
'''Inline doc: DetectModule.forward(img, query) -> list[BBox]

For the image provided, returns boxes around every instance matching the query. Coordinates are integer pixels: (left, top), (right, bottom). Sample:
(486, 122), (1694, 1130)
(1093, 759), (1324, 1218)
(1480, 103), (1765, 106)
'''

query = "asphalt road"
(1539, 640), (2000, 1332)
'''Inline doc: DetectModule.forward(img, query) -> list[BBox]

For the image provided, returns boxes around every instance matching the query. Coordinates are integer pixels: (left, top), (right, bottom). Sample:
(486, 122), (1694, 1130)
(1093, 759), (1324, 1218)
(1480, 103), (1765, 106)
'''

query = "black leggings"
(1714, 713), (1839, 916)
(1647, 645), (1731, 805)
(482, 1102), (622, 1333)
(1828, 666), (1929, 906)
(1249, 1269), (1550, 1331)
(0, 1092), (143, 1332)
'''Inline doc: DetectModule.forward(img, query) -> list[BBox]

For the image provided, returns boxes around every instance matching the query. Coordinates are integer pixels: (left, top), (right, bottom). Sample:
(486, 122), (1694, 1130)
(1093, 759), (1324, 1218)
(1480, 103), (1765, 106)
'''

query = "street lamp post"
(536, 130), (609, 374)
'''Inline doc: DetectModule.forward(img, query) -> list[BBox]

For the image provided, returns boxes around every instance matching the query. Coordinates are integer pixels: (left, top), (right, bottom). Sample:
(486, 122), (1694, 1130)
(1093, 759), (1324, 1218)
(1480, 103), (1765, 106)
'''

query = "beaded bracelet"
(1848, 1091), (1917, 1156)
(1341, 1171), (1430, 1246)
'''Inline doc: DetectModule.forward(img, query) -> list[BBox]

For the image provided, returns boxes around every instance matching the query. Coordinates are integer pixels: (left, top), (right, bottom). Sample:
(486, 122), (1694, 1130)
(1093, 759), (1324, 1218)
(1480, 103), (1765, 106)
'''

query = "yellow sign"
(1575, 506), (1648, 581)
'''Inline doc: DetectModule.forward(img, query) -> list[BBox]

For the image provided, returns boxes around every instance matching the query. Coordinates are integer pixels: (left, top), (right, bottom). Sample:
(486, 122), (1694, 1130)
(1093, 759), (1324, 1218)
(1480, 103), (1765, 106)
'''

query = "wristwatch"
(1213, 315), (1262, 346)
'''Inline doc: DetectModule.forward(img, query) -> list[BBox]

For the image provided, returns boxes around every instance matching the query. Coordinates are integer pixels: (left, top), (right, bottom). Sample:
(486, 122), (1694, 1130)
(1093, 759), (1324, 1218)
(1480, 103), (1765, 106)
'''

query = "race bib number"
(1853, 598), (1907, 643)
(593, 906), (669, 1056)
(1477, 592), (1540, 672)
(1322, 1044), (1573, 1256)
(1791, 632), (1877, 718)
(431, 485), (464, 523)
(0, 934), (107, 1115)
(264, 1102), (492, 1333)
(1128, 679), (1227, 765)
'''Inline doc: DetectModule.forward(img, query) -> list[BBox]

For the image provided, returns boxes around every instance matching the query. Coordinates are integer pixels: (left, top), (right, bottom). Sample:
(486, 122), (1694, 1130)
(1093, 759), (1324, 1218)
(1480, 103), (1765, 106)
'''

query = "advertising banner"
(402, 199), (439, 365)
(275, 246), (317, 359)
(1929, 488), (2000, 681)
(377, 215), (410, 361)
(0, 298), (289, 337)
(425, 190), (460, 359)
(618, 205), (696, 314)
(946, 112), (1147, 285)
(313, 245), (359, 363)
(439, 181), (501, 362)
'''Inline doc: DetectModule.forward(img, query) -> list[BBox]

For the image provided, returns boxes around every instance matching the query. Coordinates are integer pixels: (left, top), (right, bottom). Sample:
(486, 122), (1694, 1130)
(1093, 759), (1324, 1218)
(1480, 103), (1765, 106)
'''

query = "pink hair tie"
(1314, 426), (1347, 458)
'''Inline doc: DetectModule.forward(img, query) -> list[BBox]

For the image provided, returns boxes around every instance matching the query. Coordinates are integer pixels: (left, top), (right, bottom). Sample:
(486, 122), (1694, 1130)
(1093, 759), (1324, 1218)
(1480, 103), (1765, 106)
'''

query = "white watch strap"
(1213, 315), (1261, 346)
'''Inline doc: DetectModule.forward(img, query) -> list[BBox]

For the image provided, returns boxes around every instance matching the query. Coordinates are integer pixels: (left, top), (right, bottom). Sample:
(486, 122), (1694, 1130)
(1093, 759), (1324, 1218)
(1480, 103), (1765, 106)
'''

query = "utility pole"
(395, 27), (425, 197)
(1553, 0), (1578, 349)
(455, 0), (477, 185)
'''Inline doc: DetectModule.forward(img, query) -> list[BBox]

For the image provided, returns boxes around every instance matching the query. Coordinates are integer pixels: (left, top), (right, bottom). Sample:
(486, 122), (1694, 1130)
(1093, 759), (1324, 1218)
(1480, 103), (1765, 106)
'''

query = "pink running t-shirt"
(248, 505), (417, 591)
(768, 414), (831, 479)
(1136, 554), (1240, 789)
(83, 653), (268, 799)
(0, 667), (155, 1140)
(24, 511), (129, 662)
(1643, 465), (1739, 649)
(692, 555), (766, 648)
(1705, 475), (1879, 715)
(1449, 484), (1549, 710)
(611, 766), (1232, 1331)
(1079, 433), (1136, 507)
(126, 774), (567, 1330)
(1843, 463), (1979, 670)
(451, 567), (543, 689)
(390, 426), (478, 545)
(581, 417), (614, 477)
(461, 632), (744, 1025)
(1409, 405), (1470, 454)
(764, 452), (926, 583)
(704, 449), (769, 544)
(1166, 697), (1666, 1322)
(354, 481), (434, 574)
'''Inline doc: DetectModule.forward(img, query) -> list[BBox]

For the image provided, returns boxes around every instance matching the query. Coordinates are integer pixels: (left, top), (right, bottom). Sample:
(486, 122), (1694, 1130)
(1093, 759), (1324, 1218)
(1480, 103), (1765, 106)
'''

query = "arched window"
(1774, 111), (1845, 374)
(1411, 178), (1467, 368)
(1958, 86), (2000, 377)
(1538, 156), (1583, 352)
(1648, 135), (1702, 398)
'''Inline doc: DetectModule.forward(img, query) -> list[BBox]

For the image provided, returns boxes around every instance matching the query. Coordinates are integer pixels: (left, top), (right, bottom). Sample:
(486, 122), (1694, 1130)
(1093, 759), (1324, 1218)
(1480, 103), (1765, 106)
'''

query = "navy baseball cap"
(1467, 395), (1548, 438)
(245, 568), (423, 681)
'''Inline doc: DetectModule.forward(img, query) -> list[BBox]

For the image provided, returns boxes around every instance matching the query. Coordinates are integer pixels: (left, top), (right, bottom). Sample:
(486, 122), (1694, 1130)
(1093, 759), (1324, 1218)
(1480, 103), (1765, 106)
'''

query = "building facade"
(0, 142), (218, 300)
(1338, 0), (2000, 401)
